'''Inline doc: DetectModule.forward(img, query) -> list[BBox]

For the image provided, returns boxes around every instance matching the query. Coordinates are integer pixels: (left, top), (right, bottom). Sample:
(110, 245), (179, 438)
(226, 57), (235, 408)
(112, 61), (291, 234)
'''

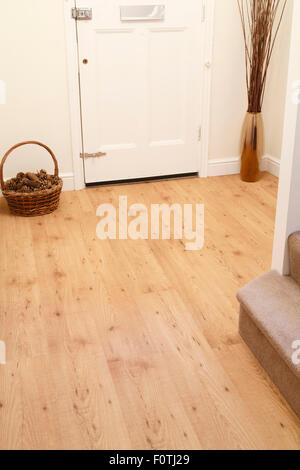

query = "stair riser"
(289, 233), (300, 287)
(239, 306), (300, 420)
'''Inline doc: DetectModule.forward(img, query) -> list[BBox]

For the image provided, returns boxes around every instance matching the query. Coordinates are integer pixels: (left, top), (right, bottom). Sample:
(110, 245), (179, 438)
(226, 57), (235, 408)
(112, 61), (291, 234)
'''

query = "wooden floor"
(0, 173), (299, 450)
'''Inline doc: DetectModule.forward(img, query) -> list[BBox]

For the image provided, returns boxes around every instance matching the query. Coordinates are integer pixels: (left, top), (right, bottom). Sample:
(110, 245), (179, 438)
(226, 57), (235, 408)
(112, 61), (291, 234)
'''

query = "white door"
(76, 0), (204, 184)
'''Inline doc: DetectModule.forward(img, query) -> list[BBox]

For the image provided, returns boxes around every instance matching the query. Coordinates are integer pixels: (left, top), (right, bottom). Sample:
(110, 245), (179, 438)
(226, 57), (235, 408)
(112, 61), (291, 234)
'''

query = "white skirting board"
(207, 154), (280, 178)
(60, 173), (75, 191)
(0, 157), (280, 198)
(64, 158), (280, 184)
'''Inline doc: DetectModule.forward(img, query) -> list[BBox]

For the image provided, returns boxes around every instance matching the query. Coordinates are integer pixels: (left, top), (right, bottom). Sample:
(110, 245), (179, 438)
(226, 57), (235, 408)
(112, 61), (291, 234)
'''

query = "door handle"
(80, 152), (107, 159)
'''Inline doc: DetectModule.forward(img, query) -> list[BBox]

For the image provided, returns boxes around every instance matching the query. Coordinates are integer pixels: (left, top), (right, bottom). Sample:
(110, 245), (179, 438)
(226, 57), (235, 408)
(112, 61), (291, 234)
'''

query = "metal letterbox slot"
(120, 5), (165, 22)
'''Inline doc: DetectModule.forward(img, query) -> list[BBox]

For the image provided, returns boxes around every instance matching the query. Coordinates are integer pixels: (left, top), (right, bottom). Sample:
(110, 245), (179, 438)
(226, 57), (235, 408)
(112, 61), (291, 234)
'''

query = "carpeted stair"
(237, 232), (300, 419)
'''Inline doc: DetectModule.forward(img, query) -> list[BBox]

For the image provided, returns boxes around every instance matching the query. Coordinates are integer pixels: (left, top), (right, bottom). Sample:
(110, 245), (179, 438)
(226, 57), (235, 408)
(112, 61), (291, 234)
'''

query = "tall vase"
(240, 112), (264, 183)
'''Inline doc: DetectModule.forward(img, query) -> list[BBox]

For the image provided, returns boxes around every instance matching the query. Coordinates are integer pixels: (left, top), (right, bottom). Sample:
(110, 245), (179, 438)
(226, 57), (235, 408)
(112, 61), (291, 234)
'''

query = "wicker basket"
(0, 141), (63, 217)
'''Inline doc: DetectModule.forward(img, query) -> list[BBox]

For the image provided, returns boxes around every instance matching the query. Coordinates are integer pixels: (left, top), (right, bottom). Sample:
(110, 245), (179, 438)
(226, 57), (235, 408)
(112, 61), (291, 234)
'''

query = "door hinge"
(198, 127), (202, 142)
(80, 151), (107, 159)
(71, 7), (93, 20)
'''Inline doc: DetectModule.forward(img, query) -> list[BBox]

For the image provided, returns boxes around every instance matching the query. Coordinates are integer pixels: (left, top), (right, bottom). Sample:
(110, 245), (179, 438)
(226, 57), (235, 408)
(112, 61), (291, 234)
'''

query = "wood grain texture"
(0, 173), (299, 450)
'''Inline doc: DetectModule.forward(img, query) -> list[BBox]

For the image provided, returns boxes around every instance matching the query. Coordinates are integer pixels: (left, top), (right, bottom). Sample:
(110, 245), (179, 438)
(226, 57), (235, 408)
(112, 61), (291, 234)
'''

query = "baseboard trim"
(207, 157), (240, 177)
(263, 154), (281, 178)
(208, 155), (280, 178)
(0, 157), (280, 199)
(61, 173), (75, 191)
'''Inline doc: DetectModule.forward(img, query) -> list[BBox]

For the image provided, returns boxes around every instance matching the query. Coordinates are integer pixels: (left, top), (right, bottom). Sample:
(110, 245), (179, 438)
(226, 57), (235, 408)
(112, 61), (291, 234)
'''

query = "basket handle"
(0, 141), (59, 191)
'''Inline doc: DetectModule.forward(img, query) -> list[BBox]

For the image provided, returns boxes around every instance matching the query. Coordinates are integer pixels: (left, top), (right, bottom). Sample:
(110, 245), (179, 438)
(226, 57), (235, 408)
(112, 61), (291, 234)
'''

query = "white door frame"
(272, 0), (300, 275)
(64, 0), (215, 189)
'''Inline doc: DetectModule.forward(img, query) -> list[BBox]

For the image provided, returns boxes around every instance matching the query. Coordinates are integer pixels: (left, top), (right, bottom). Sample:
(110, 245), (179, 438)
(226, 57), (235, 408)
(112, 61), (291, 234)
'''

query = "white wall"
(209, 0), (293, 162)
(0, 0), (74, 183)
(264, 0), (293, 161)
(0, 0), (293, 184)
(209, 0), (247, 160)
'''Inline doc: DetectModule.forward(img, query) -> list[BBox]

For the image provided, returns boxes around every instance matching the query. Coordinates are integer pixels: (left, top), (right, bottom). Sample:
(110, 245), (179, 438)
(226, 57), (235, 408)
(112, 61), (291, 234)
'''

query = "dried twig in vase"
(237, 0), (287, 113)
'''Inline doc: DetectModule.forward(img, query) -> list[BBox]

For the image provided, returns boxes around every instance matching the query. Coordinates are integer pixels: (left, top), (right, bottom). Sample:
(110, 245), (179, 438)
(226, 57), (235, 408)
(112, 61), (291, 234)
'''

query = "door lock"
(71, 8), (93, 20)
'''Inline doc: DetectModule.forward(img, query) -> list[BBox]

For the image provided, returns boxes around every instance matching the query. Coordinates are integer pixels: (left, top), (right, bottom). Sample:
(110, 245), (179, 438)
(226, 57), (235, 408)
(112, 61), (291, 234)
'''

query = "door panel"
(149, 28), (187, 143)
(76, 0), (204, 183)
(96, 29), (140, 147)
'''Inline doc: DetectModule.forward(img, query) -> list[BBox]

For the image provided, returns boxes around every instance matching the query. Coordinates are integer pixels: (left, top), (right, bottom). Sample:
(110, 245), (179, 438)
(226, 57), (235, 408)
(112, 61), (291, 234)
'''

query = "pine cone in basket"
(4, 169), (60, 193)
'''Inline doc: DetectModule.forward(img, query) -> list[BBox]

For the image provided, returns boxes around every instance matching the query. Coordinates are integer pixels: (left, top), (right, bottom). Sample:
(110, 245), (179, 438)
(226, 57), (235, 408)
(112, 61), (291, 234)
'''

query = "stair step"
(237, 270), (300, 380)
